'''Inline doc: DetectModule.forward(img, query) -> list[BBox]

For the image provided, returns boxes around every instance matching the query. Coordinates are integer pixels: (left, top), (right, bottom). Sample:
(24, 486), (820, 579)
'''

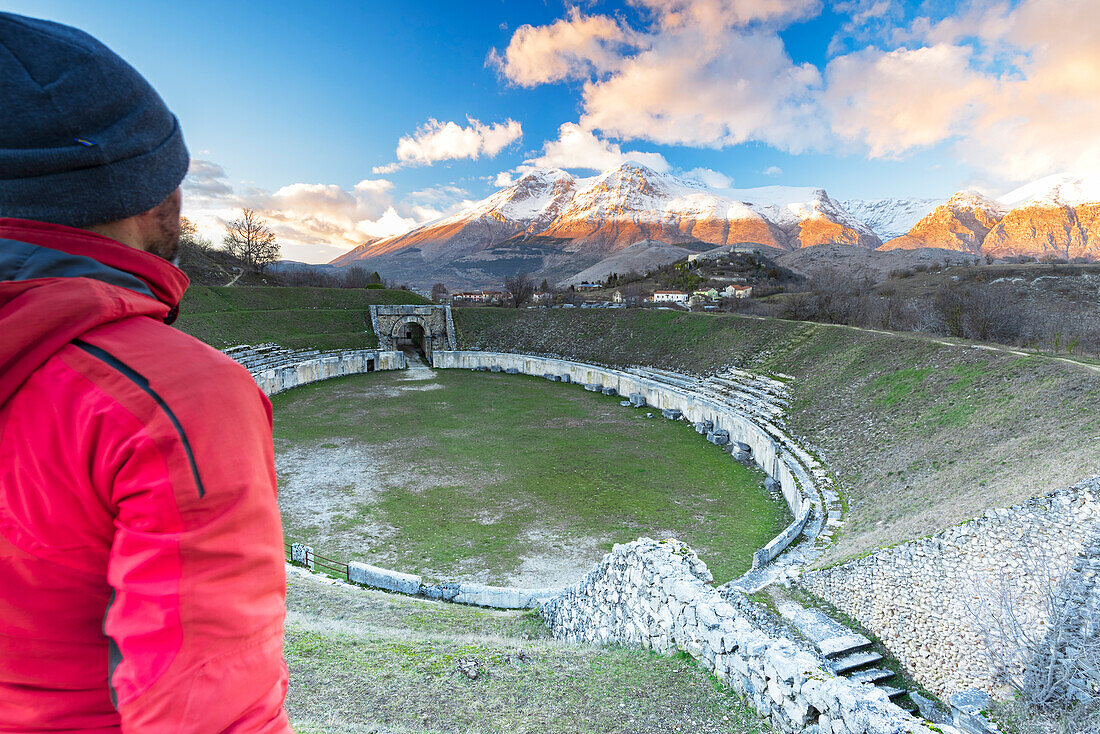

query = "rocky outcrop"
(982, 202), (1100, 260)
(880, 192), (1005, 255)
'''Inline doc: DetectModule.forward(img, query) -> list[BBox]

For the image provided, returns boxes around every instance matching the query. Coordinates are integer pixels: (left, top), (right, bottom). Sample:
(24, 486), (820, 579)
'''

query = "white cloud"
(526, 123), (671, 172)
(822, 44), (992, 159)
(633, 0), (822, 31)
(394, 117), (522, 167)
(372, 162), (401, 174)
(488, 7), (635, 87)
(762, 165), (782, 176)
(502, 0), (1100, 188)
(184, 159), (233, 196)
(179, 161), (469, 263)
(493, 171), (516, 187)
(682, 167), (732, 188)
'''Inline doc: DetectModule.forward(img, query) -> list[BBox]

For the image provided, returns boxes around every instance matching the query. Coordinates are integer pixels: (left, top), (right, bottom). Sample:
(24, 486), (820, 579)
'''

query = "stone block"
(620, 400), (632, 407)
(629, 393), (646, 407)
(601, 386), (618, 396)
(290, 543), (313, 570)
(707, 431), (730, 446)
(560, 374), (571, 383)
(348, 561), (422, 595)
(505, 367), (519, 374)
(584, 383), (602, 392)
(661, 408), (682, 420)
(694, 421), (708, 434)
(735, 441), (752, 453)
(490, 365), (502, 373)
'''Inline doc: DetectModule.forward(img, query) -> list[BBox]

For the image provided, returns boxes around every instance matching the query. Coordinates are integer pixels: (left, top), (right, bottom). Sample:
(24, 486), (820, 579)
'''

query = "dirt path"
(743, 315), (1100, 375)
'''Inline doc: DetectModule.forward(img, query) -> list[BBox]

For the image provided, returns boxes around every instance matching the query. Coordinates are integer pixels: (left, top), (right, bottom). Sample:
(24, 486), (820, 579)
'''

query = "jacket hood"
(0, 218), (189, 406)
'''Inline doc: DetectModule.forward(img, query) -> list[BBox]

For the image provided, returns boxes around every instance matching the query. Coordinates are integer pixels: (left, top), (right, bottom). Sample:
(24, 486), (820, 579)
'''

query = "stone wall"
(800, 477), (1100, 697)
(542, 538), (960, 734)
(433, 350), (821, 570)
(251, 349), (405, 396)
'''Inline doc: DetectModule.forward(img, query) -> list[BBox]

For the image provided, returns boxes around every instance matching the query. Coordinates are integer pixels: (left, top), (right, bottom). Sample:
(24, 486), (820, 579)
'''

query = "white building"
(651, 290), (689, 304)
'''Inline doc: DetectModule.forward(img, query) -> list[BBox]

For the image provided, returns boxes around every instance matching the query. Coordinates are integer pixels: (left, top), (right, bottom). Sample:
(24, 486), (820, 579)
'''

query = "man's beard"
(146, 197), (182, 263)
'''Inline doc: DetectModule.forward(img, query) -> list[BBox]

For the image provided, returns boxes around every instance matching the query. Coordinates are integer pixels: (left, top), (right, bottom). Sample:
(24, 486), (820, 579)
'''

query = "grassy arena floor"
(272, 367), (788, 586)
(284, 571), (772, 734)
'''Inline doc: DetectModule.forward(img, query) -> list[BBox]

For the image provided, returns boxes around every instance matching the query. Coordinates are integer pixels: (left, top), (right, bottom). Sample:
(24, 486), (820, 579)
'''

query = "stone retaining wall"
(542, 538), (960, 734)
(433, 350), (816, 569)
(252, 349), (405, 395)
(800, 477), (1100, 697)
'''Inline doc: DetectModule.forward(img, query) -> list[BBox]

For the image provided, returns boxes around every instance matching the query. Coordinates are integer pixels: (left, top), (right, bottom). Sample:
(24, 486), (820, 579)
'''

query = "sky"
(11, 0), (1100, 263)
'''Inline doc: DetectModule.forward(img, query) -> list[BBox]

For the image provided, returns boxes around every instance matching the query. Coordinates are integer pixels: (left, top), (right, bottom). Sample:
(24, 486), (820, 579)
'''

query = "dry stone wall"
(800, 477), (1100, 697)
(542, 538), (960, 734)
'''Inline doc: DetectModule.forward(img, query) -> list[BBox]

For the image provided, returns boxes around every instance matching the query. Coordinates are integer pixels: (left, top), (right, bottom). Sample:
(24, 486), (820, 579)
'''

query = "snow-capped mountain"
(880, 192), (1007, 255)
(332, 163), (880, 287)
(841, 198), (942, 242)
(875, 174), (1100, 261)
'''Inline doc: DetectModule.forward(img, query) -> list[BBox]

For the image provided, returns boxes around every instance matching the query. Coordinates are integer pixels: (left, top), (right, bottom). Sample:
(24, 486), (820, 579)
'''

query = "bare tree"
(223, 209), (280, 271)
(504, 272), (535, 308)
(178, 216), (212, 253)
(431, 283), (448, 302)
(343, 266), (370, 288)
(968, 538), (1100, 715)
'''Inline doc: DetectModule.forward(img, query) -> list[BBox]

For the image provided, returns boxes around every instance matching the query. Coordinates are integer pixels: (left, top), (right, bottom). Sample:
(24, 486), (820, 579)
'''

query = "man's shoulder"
(73, 315), (261, 403)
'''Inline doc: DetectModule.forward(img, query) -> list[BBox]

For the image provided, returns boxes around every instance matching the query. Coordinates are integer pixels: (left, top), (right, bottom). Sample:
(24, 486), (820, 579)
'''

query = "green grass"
(272, 369), (788, 585)
(452, 307), (1100, 566)
(174, 285), (430, 349)
(285, 572), (773, 734)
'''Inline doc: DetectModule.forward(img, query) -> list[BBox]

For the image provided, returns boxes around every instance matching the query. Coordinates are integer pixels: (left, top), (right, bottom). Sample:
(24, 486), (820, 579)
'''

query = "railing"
(284, 540), (349, 580)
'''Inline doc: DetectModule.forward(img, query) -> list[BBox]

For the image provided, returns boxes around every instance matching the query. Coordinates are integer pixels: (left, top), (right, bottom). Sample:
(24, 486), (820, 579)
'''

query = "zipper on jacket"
(72, 339), (206, 499)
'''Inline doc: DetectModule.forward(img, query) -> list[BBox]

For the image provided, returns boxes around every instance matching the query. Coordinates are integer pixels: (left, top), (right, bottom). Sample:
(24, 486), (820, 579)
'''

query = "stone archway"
(391, 316), (430, 356)
(369, 305), (456, 364)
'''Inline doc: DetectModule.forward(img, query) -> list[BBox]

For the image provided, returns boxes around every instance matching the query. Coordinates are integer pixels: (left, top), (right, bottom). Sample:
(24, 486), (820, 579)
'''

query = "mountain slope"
(984, 174), (1100, 260)
(331, 163), (880, 287)
(880, 192), (1006, 255)
(841, 198), (942, 241)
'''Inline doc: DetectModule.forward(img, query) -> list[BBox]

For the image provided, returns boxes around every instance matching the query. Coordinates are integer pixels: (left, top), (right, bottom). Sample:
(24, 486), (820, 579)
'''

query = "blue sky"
(10, 1), (1095, 262)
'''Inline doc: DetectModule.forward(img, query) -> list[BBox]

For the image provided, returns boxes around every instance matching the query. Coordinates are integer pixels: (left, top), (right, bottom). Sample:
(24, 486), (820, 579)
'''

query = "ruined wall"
(800, 477), (1100, 697)
(542, 538), (960, 734)
(242, 349), (405, 395)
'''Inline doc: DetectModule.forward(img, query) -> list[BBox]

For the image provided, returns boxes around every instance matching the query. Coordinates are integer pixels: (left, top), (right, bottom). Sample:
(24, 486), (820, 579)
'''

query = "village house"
(650, 290), (689, 304)
(693, 288), (720, 301)
(724, 284), (752, 299)
(576, 282), (602, 291)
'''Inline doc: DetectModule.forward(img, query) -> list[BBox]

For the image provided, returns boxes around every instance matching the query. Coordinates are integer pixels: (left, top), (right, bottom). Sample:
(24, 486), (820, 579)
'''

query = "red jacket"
(0, 219), (292, 732)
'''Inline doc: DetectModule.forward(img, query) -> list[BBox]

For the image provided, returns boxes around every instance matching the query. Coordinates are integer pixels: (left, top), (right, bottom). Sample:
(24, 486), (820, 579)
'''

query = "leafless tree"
(343, 266), (370, 288)
(968, 538), (1100, 716)
(223, 209), (280, 271)
(504, 272), (535, 308)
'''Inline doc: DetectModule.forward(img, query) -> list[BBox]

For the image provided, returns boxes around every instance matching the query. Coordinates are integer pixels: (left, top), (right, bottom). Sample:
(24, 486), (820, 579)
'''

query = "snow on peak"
(841, 198), (942, 241)
(1001, 173), (1100, 208)
(945, 190), (1007, 214)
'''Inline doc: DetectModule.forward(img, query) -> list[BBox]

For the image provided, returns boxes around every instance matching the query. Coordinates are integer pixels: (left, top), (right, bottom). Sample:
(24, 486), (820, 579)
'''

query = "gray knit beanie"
(0, 12), (189, 227)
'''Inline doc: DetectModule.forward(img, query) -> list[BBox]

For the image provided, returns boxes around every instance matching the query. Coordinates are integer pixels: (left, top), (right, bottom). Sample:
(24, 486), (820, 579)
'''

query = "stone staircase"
(777, 600), (918, 715)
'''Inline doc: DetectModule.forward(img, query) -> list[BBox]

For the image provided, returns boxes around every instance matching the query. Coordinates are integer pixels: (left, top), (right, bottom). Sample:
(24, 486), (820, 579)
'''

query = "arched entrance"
(391, 316), (431, 358)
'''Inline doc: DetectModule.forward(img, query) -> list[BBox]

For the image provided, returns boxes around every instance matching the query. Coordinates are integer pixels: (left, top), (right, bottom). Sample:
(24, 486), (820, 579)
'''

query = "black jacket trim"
(72, 339), (206, 499)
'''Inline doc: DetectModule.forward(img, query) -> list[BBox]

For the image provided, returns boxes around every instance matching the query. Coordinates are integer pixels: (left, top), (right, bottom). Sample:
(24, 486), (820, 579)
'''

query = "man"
(0, 12), (292, 731)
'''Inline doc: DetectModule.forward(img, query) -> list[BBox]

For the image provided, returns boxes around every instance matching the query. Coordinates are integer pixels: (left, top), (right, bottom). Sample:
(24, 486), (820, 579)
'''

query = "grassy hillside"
(453, 308), (1100, 565)
(174, 286), (431, 350)
(285, 571), (771, 734)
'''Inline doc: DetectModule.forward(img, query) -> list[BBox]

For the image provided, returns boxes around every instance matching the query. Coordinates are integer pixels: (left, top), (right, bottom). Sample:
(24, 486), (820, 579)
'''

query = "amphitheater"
(215, 304), (1099, 734)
